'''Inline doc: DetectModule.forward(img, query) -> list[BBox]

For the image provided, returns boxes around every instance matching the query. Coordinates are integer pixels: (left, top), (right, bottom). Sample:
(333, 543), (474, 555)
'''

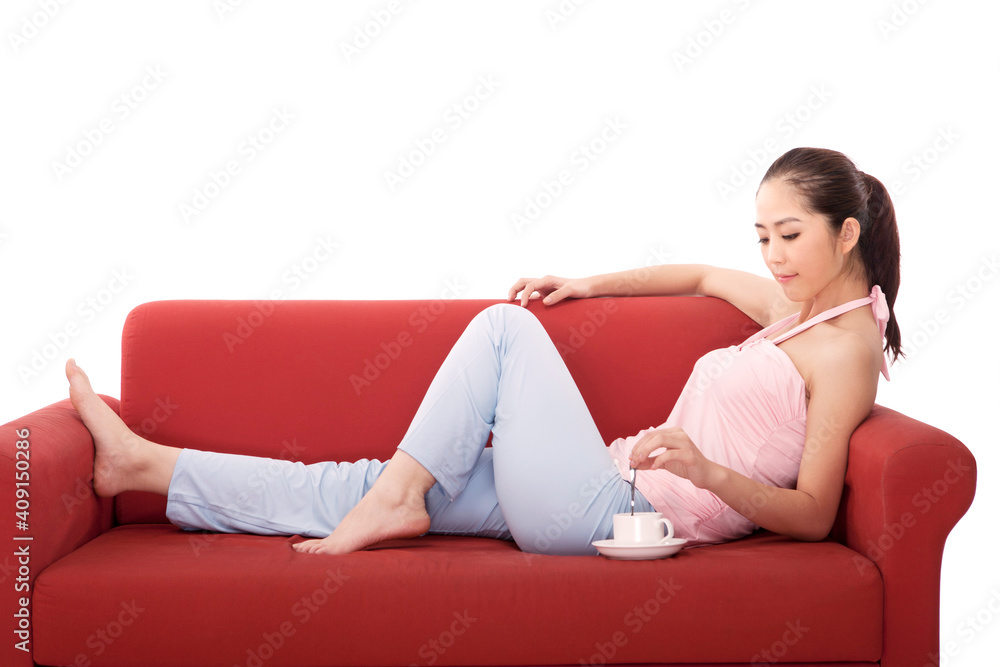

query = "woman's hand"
(507, 275), (593, 307)
(629, 427), (723, 491)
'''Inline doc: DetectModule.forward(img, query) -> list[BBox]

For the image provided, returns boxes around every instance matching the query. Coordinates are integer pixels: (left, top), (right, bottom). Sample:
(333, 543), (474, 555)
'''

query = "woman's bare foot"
(293, 450), (434, 555)
(66, 359), (179, 497)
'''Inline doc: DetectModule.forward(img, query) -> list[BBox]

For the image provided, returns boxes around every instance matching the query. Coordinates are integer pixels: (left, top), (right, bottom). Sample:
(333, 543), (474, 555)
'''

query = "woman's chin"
(777, 282), (807, 303)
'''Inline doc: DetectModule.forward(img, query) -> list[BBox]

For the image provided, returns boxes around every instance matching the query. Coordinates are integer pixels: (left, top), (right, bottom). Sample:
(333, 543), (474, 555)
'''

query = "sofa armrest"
(2, 397), (116, 666)
(834, 404), (976, 667)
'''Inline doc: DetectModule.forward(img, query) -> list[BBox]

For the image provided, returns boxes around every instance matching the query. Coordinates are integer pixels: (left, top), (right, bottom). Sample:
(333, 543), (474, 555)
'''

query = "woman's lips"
(776, 274), (797, 283)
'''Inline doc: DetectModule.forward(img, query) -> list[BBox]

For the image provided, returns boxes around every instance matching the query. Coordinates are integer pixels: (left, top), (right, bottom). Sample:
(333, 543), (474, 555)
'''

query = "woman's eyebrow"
(754, 217), (802, 228)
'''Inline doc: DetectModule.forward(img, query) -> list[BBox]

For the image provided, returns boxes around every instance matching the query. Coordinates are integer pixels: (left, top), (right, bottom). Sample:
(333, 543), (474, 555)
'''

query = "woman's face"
(754, 179), (845, 302)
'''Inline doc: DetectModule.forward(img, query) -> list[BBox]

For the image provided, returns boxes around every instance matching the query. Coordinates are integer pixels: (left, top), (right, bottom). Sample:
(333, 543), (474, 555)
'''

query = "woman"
(66, 147), (901, 556)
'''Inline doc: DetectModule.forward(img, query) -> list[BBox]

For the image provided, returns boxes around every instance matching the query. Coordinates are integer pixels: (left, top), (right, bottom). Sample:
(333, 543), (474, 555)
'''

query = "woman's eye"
(782, 233), (800, 241)
(757, 238), (769, 245)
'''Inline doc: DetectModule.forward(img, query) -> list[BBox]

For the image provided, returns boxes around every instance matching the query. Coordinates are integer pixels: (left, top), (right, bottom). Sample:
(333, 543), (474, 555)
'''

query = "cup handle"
(656, 518), (675, 543)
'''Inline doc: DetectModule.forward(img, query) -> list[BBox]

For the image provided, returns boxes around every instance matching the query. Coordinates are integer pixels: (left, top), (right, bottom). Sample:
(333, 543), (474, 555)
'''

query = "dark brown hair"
(760, 147), (902, 362)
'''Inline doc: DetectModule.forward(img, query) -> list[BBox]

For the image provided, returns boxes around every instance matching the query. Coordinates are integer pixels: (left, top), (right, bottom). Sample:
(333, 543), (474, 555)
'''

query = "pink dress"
(607, 286), (891, 546)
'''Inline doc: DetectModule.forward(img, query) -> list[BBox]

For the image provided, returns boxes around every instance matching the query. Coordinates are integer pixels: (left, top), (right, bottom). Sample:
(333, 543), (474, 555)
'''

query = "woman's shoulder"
(801, 319), (883, 396)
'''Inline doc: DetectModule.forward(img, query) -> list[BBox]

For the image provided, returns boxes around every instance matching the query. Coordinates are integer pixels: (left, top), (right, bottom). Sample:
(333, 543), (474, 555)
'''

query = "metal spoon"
(629, 466), (636, 516)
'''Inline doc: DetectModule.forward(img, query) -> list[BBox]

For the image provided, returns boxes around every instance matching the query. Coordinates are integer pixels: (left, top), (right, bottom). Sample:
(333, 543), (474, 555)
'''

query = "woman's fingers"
(630, 430), (670, 469)
(507, 276), (566, 307)
(507, 277), (543, 306)
(630, 428), (717, 488)
(506, 277), (532, 303)
(630, 428), (693, 470)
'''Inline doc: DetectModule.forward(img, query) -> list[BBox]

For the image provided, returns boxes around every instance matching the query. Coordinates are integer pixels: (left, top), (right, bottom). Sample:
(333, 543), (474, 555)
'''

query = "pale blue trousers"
(166, 304), (653, 555)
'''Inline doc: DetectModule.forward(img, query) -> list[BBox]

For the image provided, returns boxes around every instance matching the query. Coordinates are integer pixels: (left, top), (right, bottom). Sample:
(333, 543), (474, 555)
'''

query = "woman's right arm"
(507, 265), (795, 326)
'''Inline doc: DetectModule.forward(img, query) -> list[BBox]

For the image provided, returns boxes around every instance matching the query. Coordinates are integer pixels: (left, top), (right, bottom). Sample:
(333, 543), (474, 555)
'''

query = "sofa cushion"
(33, 526), (881, 666)
(114, 298), (759, 524)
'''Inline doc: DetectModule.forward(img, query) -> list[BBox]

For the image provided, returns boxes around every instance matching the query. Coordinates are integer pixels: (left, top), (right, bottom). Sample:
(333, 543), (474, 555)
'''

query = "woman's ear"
(840, 217), (861, 255)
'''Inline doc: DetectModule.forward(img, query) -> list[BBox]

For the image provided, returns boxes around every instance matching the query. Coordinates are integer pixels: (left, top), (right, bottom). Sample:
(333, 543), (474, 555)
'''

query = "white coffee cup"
(613, 512), (675, 545)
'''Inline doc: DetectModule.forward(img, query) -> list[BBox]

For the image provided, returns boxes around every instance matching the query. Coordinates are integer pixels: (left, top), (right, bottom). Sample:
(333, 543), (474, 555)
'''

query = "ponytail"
(859, 172), (902, 362)
(761, 147), (903, 363)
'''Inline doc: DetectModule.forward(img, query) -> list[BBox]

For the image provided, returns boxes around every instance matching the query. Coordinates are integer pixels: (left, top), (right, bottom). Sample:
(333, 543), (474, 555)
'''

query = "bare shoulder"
(806, 328), (881, 406)
(698, 267), (796, 326)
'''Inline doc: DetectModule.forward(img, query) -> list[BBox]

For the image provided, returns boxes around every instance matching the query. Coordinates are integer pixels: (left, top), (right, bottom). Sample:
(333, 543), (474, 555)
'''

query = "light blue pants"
(166, 304), (654, 555)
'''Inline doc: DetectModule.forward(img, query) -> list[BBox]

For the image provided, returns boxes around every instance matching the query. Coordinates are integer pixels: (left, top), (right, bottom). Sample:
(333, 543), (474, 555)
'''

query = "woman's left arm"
(630, 335), (878, 541)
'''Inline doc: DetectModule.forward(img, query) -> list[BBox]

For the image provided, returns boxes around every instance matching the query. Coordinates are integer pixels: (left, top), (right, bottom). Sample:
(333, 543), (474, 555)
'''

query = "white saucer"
(592, 538), (688, 560)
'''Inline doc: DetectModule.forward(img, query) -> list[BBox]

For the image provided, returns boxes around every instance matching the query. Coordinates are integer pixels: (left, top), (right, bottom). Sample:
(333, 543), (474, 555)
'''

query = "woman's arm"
(508, 265), (795, 326)
(630, 334), (878, 541)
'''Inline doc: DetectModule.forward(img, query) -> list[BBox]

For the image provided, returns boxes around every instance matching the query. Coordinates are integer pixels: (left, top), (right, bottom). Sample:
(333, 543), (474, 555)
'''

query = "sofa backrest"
(115, 297), (759, 524)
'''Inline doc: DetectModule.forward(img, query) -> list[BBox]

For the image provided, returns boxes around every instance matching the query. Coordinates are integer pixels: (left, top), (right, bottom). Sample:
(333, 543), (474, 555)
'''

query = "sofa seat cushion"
(33, 526), (881, 666)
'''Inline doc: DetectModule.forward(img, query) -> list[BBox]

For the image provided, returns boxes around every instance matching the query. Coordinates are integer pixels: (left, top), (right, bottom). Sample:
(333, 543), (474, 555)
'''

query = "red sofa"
(2, 297), (976, 666)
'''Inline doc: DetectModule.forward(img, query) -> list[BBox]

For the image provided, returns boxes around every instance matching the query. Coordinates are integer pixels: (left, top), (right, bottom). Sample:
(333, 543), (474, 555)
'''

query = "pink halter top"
(608, 286), (891, 546)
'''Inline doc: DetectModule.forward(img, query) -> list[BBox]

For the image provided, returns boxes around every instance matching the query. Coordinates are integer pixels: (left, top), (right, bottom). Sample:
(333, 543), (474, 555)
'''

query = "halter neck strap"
(769, 285), (891, 380)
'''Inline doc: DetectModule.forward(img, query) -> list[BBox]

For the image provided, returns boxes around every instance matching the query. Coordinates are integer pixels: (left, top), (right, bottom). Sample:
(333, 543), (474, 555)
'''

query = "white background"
(2, 1), (997, 664)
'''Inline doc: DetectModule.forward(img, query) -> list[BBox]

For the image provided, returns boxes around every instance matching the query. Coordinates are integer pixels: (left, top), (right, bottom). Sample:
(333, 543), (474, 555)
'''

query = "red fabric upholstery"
(112, 298), (755, 524)
(2, 297), (975, 666)
(1, 398), (116, 667)
(833, 405), (977, 667)
(33, 527), (880, 667)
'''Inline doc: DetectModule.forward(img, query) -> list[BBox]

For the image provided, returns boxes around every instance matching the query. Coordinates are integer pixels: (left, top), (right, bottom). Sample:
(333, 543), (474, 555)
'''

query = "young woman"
(66, 147), (901, 556)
